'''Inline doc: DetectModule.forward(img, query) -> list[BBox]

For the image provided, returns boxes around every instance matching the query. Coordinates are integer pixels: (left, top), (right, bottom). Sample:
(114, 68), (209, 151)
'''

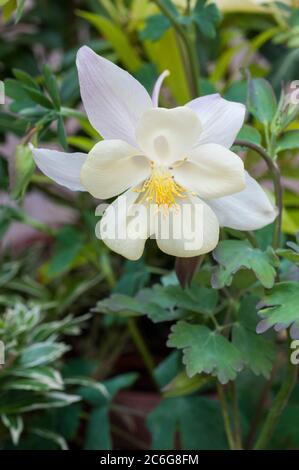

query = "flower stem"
(217, 383), (236, 450)
(127, 318), (159, 391)
(254, 358), (298, 450)
(231, 382), (243, 449)
(100, 260), (158, 390)
(234, 140), (283, 250)
(152, 0), (200, 98)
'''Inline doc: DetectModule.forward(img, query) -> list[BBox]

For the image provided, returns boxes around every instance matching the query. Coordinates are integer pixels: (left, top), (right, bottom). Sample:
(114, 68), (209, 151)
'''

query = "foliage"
(1, 0), (299, 451)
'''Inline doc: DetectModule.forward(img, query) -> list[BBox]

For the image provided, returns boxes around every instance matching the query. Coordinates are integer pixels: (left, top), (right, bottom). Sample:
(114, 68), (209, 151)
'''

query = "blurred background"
(1, 0), (299, 450)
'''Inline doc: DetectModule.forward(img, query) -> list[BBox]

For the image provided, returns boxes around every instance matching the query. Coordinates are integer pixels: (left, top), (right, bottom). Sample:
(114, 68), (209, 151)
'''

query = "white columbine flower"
(33, 46), (277, 260)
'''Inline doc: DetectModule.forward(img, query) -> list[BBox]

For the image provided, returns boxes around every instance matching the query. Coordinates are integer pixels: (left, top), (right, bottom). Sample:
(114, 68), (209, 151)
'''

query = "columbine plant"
(33, 46), (276, 260)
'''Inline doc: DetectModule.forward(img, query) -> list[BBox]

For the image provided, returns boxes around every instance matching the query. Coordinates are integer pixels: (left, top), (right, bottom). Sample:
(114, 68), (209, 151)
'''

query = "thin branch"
(254, 357), (297, 450)
(235, 139), (283, 250)
(217, 383), (236, 450)
(152, 0), (200, 98)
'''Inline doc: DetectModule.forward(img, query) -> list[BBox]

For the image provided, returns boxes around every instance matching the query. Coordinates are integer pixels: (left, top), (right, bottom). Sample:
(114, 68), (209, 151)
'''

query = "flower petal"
(135, 107), (202, 165)
(97, 190), (151, 261)
(206, 172), (277, 231)
(173, 143), (245, 199)
(152, 70), (170, 107)
(33, 148), (86, 191)
(187, 94), (246, 148)
(76, 46), (153, 147)
(154, 196), (219, 257)
(80, 139), (150, 199)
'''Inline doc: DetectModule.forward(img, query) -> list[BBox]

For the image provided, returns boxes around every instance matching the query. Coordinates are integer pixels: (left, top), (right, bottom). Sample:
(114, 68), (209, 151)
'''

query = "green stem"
(254, 358), (297, 450)
(127, 318), (159, 391)
(20, 213), (57, 237)
(98, 252), (158, 391)
(234, 140), (283, 250)
(217, 383), (236, 450)
(244, 231), (259, 248)
(231, 382), (242, 449)
(245, 364), (276, 449)
(152, 0), (200, 98)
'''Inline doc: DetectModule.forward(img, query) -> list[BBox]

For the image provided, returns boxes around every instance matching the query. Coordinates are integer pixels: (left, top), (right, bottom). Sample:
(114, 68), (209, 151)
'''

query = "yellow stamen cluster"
(135, 163), (187, 209)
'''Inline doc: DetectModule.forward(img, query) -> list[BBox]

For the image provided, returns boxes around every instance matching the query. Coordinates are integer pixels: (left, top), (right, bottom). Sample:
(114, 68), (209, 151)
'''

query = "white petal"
(135, 107), (202, 165)
(152, 70), (170, 107)
(187, 94), (246, 148)
(154, 196), (219, 257)
(76, 46), (152, 147)
(173, 143), (245, 199)
(206, 172), (277, 231)
(98, 190), (151, 261)
(33, 148), (86, 191)
(80, 140), (150, 199)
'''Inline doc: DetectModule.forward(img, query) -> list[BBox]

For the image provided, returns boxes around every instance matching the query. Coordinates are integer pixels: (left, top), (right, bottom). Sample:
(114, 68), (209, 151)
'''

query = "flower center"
(135, 162), (187, 209)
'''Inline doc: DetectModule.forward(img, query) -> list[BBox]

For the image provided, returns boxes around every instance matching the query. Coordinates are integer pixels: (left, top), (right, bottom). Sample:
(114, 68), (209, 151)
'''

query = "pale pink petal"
(152, 70), (170, 107)
(135, 107), (202, 165)
(173, 143), (245, 199)
(187, 94), (246, 148)
(76, 46), (152, 147)
(33, 148), (86, 191)
(80, 140), (150, 199)
(206, 172), (277, 231)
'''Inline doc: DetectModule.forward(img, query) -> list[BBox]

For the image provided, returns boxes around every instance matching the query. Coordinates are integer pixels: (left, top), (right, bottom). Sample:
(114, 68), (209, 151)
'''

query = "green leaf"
(247, 77), (277, 125)
(147, 396), (228, 450)
(257, 281), (299, 330)
(139, 14), (170, 42)
(15, 0), (25, 23)
(56, 403), (81, 440)
(168, 321), (243, 383)
(232, 296), (275, 378)
(67, 136), (95, 152)
(144, 28), (191, 104)
(224, 80), (247, 104)
(139, 14), (171, 42)
(18, 342), (69, 368)
(95, 282), (218, 323)
(94, 294), (145, 317)
(84, 406), (111, 450)
(78, 372), (138, 407)
(1, 414), (23, 445)
(41, 226), (84, 280)
(30, 428), (68, 450)
(76, 11), (142, 72)
(272, 403), (299, 449)
(154, 351), (181, 389)
(192, 0), (222, 39)
(236, 124), (262, 145)
(2, 0), (16, 22)
(276, 239), (299, 265)
(163, 371), (213, 398)
(57, 116), (68, 150)
(11, 144), (35, 201)
(212, 240), (279, 289)
(22, 84), (54, 109)
(277, 131), (299, 152)
(0, 391), (80, 414)
(12, 68), (39, 90)
(43, 65), (61, 110)
(10, 367), (63, 390)
(113, 259), (149, 296)
(3, 377), (62, 392)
